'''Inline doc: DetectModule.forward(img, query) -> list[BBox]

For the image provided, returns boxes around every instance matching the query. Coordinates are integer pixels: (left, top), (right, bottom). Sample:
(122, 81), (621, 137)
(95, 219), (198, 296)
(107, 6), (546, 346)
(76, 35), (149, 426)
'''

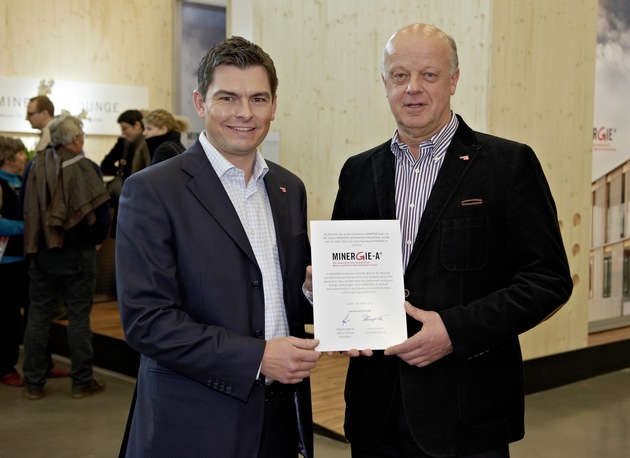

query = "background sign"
(0, 76), (149, 136)
(592, 0), (630, 181)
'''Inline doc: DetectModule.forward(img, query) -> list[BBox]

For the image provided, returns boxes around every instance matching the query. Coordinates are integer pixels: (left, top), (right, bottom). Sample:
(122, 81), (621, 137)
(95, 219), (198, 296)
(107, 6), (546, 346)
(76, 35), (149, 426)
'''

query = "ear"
(271, 95), (277, 121)
(192, 90), (206, 118)
(450, 68), (460, 96)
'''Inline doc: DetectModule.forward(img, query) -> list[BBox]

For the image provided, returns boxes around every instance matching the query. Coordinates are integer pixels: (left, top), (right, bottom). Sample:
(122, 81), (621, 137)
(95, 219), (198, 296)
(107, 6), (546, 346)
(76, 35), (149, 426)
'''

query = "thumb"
(294, 338), (320, 350)
(404, 302), (425, 321)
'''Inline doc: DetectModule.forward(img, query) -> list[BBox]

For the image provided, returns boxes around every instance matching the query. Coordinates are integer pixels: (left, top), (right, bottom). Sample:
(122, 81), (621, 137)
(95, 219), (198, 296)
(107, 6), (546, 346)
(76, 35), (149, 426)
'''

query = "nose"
(235, 100), (253, 119)
(406, 74), (423, 94)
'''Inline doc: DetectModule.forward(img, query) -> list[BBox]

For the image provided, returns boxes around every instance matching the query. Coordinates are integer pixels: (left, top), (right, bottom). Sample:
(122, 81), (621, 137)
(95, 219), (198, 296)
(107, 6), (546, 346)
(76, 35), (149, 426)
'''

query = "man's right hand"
(261, 337), (321, 384)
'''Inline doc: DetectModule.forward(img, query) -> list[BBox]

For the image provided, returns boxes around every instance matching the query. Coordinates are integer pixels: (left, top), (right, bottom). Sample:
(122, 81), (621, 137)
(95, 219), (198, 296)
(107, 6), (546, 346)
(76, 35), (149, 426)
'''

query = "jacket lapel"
(372, 143), (397, 219)
(181, 141), (258, 266)
(263, 168), (289, 273)
(406, 118), (482, 271)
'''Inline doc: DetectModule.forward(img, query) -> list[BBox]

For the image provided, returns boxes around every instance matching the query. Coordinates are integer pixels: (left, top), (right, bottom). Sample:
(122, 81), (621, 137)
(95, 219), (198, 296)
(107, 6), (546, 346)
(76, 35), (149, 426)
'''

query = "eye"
(423, 72), (438, 81)
(219, 96), (235, 102)
(391, 73), (408, 83)
(252, 97), (268, 103)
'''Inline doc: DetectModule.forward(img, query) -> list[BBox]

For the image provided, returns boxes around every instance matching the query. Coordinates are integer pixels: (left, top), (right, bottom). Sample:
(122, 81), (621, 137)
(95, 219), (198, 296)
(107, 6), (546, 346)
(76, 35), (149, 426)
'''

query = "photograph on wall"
(178, 2), (226, 147)
(590, 0), (630, 329)
(592, 0), (630, 181)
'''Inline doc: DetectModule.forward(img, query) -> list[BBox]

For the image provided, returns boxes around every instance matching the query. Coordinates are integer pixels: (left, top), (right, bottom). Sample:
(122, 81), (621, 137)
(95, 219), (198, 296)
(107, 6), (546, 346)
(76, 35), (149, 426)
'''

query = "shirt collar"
(198, 131), (269, 181)
(390, 111), (459, 160)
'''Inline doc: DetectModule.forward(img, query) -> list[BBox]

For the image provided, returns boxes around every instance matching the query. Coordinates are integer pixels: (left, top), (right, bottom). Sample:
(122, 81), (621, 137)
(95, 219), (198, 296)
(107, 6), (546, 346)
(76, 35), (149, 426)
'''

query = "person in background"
(0, 136), (69, 387)
(116, 36), (320, 457)
(100, 109), (151, 183)
(25, 96), (73, 326)
(319, 23), (573, 457)
(100, 109), (150, 237)
(21, 115), (111, 400)
(25, 95), (55, 153)
(142, 109), (188, 164)
(0, 136), (29, 387)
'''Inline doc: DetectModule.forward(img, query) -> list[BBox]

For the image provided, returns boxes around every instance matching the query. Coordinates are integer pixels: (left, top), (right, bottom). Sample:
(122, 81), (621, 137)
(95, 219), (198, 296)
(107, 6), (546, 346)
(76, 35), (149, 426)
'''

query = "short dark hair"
(29, 95), (55, 117)
(197, 36), (278, 100)
(117, 109), (144, 128)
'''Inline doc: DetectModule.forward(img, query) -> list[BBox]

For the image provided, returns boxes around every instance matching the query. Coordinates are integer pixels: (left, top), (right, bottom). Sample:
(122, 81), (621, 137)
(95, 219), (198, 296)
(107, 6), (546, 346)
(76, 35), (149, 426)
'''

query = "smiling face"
(382, 25), (459, 146)
(2, 150), (27, 175)
(193, 64), (276, 165)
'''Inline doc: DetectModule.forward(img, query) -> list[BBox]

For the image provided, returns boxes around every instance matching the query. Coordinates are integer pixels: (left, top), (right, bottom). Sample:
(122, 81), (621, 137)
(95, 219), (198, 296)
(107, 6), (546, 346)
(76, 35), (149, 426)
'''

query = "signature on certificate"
(361, 314), (388, 322)
(340, 313), (351, 326)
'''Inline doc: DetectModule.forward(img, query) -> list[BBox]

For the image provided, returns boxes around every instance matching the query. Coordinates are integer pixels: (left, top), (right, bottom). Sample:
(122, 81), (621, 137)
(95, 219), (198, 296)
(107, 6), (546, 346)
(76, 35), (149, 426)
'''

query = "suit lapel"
(372, 143), (397, 219)
(406, 120), (482, 271)
(181, 142), (258, 266)
(263, 168), (289, 273)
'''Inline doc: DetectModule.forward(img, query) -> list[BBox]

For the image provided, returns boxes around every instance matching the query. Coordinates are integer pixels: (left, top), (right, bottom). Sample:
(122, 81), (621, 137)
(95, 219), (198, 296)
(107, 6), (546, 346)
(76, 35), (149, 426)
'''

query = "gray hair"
(49, 114), (84, 146)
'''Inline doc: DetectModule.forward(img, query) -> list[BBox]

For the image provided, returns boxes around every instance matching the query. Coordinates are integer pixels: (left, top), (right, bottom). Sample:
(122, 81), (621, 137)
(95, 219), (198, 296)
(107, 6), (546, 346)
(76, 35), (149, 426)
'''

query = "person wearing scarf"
(21, 114), (111, 400)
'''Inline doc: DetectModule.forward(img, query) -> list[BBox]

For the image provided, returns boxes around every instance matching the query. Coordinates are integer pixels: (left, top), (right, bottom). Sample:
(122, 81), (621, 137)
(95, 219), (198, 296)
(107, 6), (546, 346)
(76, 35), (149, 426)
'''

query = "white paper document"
(310, 220), (408, 351)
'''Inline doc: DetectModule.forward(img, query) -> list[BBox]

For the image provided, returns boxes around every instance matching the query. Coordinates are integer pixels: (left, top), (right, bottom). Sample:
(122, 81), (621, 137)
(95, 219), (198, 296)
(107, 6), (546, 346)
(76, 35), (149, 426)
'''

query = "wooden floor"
(70, 300), (630, 440)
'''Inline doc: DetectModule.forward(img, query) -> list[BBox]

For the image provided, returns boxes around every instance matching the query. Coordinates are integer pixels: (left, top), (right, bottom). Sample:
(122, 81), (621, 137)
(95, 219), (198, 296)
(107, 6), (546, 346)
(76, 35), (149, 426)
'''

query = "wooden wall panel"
(489, 0), (596, 358)
(253, 0), (595, 358)
(0, 0), (175, 164)
(253, 0), (492, 221)
(0, 0), (596, 360)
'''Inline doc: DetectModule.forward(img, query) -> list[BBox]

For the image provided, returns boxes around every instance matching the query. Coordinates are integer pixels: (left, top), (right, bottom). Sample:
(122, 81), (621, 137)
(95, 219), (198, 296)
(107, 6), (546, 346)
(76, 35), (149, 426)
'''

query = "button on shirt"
(199, 133), (289, 342)
(392, 113), (459, 269)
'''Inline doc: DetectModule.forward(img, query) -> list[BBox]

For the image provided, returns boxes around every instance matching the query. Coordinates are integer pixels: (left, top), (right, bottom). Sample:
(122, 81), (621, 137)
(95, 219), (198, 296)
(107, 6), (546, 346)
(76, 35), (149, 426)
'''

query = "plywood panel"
(0, 0), (175, 165)
(254, 0), (492, 221)
(489, 0), (596, 358)
(253, 0), (593, 359)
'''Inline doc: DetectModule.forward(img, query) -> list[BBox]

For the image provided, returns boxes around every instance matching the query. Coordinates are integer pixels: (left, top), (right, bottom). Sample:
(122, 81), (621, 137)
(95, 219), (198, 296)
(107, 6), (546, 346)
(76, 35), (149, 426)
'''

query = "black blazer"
(334, 115), (573, 456)
(116, 140), (313, 457)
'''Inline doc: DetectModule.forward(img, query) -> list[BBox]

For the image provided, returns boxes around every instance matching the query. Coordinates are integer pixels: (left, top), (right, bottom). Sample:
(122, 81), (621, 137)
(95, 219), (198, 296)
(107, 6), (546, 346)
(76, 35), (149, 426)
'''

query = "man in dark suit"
(116, 36), (321, 458)
(330, 24), (573, 457)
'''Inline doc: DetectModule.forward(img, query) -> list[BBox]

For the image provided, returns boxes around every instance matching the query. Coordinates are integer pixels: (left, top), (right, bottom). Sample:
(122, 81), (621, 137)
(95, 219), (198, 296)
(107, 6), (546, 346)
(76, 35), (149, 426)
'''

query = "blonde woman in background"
(143, 109), (189, 164)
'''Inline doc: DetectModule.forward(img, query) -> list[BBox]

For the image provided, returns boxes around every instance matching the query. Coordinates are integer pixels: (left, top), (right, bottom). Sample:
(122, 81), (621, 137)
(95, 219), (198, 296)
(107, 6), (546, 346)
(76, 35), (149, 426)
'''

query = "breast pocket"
(441, 216), (489, 271)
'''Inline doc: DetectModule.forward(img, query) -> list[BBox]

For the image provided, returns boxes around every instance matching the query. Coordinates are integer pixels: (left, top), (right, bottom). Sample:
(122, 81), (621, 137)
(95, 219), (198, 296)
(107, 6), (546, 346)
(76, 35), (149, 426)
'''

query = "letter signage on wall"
(0, 77), (149, 136)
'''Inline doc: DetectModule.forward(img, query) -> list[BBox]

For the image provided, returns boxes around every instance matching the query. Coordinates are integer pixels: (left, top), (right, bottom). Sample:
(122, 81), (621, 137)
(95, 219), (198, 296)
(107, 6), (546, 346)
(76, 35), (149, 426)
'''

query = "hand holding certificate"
(310, 220), (408, 352)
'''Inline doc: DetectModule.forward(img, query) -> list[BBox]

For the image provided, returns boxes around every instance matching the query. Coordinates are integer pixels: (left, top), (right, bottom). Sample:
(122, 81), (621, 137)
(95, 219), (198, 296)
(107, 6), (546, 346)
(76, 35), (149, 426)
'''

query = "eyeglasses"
(26, 111), (39, 116)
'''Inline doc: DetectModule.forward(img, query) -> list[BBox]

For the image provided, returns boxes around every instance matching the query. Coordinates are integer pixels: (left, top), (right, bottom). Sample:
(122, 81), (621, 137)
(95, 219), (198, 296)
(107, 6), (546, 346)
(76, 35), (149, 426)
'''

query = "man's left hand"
(384, 302), (453, 367)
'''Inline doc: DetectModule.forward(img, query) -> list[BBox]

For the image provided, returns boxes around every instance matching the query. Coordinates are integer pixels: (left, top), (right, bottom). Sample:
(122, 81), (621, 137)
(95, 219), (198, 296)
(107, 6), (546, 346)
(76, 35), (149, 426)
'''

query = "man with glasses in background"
(25, 95), (55, 153)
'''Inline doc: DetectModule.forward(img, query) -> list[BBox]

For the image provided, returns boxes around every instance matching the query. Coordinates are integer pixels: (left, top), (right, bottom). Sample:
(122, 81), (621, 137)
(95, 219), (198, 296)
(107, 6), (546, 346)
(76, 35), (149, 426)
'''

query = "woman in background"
(100, 109), (150, 237)
(143, 109), (189, 165)
(101, 109), (150, 181)
(0, 136), (29, 386)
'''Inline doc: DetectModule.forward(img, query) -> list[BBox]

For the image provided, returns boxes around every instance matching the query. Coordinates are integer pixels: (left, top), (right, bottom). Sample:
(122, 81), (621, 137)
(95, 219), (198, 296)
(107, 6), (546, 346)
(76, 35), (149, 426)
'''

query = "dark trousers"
(23, 248), (96, 390)
(0, 260), (28, 375)
(351, 382), (510, 458)
(258, 383), (299, 458)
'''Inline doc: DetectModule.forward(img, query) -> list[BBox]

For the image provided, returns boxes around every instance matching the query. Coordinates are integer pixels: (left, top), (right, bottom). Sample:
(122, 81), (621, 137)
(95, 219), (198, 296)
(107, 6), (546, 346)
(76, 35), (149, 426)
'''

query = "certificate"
(310, 220), (408, 351)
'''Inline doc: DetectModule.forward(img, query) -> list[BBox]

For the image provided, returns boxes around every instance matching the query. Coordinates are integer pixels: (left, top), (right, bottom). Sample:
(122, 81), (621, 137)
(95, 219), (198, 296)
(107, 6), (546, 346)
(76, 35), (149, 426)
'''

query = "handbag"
(105, 144), (129, 207)
(105, 142), (129, 200)
(106, 174), (123, 199)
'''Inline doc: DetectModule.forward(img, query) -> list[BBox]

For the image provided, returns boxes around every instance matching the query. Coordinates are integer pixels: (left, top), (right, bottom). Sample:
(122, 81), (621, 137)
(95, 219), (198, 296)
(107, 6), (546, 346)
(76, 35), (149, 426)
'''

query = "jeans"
(23, 247), (97, 390)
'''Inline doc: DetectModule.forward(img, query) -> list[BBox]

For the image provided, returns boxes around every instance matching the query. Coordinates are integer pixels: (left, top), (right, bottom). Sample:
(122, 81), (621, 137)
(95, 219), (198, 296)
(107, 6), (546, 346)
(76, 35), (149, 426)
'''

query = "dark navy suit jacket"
(116, 140), (313, 457)
(334, 116), (573, 456)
